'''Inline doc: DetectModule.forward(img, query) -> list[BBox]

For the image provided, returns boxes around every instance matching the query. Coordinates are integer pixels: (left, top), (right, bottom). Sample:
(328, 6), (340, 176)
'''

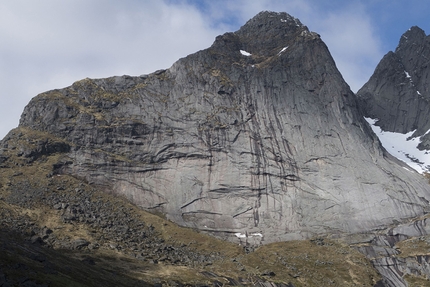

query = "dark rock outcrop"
(357, 26), (430, 148)
(5, 11), (430, 244)
(354, 218), (430, 287)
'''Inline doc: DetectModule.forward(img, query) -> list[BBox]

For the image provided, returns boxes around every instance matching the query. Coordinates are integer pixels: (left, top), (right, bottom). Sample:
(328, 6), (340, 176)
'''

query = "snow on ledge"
(278, 46), (288, 56)
(403, 167), (414, 172)
(240, 50), (251, 56)
(234, 232), (247, 238)
(234, 232), (263, 238)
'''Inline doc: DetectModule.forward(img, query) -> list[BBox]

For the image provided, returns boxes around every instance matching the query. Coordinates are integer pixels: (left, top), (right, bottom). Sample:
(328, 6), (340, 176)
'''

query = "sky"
(1, 0), (429, 139)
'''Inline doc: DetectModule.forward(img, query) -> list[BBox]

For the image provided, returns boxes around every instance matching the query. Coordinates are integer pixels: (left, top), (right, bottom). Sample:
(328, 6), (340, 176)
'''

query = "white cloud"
(198, 0), (313, 29)
(0, 0), (225, 138)
(314, 4), (384, 92)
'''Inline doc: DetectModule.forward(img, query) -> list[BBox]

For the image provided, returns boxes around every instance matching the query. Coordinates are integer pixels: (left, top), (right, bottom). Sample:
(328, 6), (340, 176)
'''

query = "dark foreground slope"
(8, 11), (430, 244)
(357, 27), (430, 148)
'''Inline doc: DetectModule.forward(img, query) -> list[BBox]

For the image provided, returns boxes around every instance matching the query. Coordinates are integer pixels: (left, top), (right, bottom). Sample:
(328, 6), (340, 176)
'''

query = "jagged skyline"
(1, 0), (429, 139)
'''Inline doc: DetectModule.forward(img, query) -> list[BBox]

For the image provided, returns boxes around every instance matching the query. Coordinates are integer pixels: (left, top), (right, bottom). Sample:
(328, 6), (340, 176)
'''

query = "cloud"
(314, 3), (384, 92)
(187, 0), (313, 29)
(0, 0), (225, 138)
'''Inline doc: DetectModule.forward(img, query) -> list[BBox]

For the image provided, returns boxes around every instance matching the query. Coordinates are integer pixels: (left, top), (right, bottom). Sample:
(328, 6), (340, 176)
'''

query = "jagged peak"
(209, 11), (319, 62)
(241, 11), (304, 29)
(235, 11), (311, 41)
(396, 26), (427, 53)
(403, 26), (426, 38)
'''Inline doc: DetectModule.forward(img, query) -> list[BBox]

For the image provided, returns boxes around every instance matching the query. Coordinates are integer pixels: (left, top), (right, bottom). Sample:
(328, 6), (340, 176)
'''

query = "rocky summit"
(8, 11), (430, 243)
(2, 11), (430, 286)
(358, 26), (430, 148)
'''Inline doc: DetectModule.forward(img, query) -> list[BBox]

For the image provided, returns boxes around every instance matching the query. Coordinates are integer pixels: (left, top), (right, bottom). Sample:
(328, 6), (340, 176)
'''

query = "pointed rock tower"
(357, 27), (430, 149)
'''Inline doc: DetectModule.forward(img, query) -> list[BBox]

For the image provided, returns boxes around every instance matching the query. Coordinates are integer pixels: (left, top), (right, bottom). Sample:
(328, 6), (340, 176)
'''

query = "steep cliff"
(357, 26), (430, 148)
(5, 11), (430, 245)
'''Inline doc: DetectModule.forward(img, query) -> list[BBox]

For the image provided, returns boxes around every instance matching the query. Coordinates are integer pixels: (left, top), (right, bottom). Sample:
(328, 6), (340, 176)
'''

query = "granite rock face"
(9, 12), (430, 243)
(357, 26), (430, 149)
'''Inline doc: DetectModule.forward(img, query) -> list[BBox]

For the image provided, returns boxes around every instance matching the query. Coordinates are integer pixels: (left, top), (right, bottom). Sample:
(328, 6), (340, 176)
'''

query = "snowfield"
(365, 117), (430, 173)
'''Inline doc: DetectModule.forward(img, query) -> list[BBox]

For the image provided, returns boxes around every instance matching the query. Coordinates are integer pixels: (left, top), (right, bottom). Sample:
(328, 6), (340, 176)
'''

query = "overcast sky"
(1, 0), (429, 139)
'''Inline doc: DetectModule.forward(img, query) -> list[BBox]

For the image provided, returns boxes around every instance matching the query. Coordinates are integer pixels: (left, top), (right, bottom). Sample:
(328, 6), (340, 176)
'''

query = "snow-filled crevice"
(404, 71), (422, 96)
(278, 47), (288, 56)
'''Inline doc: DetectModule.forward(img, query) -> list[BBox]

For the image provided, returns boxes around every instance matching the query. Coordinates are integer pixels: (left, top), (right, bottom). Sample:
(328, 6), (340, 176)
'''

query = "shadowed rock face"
(357, 26), (430, 148)
(12, 11), (430, 243)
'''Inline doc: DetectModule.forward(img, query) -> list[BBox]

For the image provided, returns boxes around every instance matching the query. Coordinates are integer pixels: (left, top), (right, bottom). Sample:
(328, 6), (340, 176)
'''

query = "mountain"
(357, 26), (430, 172)
(2, 11), (430, 286)
(9, 11), (430, 244)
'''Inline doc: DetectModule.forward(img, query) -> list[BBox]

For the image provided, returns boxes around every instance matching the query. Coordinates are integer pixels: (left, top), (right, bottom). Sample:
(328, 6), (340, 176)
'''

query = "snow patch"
(365, 117), (430, 173)
(234, 233), (247, 238)
(366, 118), (377, 125)
(240, 50), (251, 56)
(417, 91), (422, 95)
(280, 19), (287, 23)
(403, 167), (414, 172)
(234, 232), (263, 238)
(278, 46), (288, 55)
(404, 71), (411, 78)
